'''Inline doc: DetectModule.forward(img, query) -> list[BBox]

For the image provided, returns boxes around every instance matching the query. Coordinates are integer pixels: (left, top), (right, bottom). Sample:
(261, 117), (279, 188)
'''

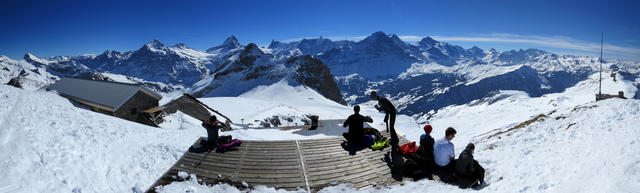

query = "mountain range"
(2, 31), (639, 118)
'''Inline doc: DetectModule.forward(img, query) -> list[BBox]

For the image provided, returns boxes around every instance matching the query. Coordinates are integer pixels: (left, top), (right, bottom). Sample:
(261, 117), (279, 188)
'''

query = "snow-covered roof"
(48, 77), (162, 111)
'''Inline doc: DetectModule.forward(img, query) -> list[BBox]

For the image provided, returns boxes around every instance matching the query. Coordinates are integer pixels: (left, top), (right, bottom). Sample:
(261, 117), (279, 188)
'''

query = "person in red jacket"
(403, 125), (436, 180)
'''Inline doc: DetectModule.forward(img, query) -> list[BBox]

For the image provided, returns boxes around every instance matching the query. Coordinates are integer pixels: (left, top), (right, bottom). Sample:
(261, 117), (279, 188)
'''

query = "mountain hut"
(48, 77), (162, 126)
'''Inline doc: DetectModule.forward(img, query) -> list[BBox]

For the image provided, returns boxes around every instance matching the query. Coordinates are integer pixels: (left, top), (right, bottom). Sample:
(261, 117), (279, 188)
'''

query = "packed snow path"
(147, 120), (410, 193)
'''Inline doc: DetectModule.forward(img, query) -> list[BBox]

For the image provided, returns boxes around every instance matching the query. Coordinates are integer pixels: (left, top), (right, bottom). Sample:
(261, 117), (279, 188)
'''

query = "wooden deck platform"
(146, 120), (411, 193)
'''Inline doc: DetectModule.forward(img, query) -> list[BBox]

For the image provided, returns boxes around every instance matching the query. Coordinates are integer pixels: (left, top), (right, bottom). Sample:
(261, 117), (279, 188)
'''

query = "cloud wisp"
(430, 34), (640, 57)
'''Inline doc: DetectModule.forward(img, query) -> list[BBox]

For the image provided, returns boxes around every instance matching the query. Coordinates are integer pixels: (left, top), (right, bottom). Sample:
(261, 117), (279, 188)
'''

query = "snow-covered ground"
(1, 71), (639, 193)
(155, 74), (640, 192)
(0, 85), (204, 192)
(162, 80), (419, 141)
(421, 72), (637, 155)
(0, 80), (417, 193)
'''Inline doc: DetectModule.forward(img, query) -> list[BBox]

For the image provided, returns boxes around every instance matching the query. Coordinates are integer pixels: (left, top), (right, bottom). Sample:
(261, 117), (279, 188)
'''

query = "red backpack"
(399, 141), (419, 156)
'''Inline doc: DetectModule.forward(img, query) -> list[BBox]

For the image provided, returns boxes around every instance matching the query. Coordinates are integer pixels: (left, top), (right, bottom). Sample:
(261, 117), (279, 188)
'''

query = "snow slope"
(419, 72), (637, 153)
(153, 70), (640, 193)
(0, 55), (57, 90)
(1, 73), (639, 193)
(0, 85), (205, 192)
(156, 99), (640, 193)
(0, 80), (418, 193)
(166, 80), (418, 140)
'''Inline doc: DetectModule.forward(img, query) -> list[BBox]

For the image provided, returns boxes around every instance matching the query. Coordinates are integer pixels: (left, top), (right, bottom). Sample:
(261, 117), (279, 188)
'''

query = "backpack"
(361, 135), (375, 146)
(399, 142), (419, 156)
(371, 139), (389, 150)
(363, 128), (385, 142)
(218, 135), (233, 144)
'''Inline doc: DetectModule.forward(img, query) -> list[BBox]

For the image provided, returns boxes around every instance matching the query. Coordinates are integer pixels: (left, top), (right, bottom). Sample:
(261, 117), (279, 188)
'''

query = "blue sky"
(1, 0), (639, 61)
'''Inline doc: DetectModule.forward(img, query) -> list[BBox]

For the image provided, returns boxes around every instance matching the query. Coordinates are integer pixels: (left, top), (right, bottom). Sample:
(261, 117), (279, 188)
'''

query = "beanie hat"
(423, 125), (433, 134)
(466, 143), (475, 150)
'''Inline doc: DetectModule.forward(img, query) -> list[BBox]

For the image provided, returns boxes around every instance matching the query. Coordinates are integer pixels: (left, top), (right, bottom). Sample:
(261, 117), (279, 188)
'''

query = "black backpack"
(218, 135), (233, 144)
(363, 128), (385, 141)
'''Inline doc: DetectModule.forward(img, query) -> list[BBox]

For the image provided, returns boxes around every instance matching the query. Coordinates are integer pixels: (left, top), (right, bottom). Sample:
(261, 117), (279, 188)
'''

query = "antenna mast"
(599, 32), (603, 96)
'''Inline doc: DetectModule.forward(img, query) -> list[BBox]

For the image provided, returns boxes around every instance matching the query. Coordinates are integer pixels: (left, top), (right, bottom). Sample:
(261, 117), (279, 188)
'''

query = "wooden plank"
(184, 153), (301, 164)
(183, 169), (305, 188)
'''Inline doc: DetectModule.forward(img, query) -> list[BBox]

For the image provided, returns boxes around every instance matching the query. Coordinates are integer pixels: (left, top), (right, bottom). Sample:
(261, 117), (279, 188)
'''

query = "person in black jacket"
(202, 115), (227, 149)
(404, 125), (436, 180)
(343, 105), (373, 144)
(455, 143), (485, 189)
(370, 91), (398, 146)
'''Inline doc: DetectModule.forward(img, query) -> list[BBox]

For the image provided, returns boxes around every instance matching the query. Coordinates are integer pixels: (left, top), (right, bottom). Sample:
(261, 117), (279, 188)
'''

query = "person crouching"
(455, 143), (486, 189)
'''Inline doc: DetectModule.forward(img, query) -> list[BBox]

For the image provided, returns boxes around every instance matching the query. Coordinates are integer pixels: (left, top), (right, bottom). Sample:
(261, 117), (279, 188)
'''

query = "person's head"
(370, 91), (378, 100)
(208, 115), (217, 122)
(466, 143), (475, 153)
(445, 127), (457, 141)
(353, 105), (360, 114)
(423, 125), (433, 135)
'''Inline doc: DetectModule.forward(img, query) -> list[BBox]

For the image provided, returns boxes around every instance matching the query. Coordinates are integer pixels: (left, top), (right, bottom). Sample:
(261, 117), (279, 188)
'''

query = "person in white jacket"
(433, 127), (457, 182)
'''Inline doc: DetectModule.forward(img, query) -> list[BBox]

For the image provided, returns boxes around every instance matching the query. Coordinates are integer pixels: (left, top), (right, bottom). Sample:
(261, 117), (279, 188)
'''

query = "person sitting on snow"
(433, 127), (457, 182)
(342, 105), (373, 145)
(403, 124), (436, 180)
(201, 115), (228, 149)
(455, 143), (486, 189)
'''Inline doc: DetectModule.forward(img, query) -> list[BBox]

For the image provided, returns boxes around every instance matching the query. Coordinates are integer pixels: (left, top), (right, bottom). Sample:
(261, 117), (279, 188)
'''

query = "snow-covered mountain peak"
(466, 46), (486, 58)
(267, 39), (282, 49)
(137, 39), (170, 55)
(205, 36), (243, 53)
(144, 39), (166, 49)
(0, 55), (12, 62)
(23, 53), (53, 66)
(418, 36), (439, 46)
(24, 52), (38, 60)
(241, 43), (265, 57)
(97, 49), (123, 58)
(222, 35), (242, 48)
(361, 31), (395, 44)
(172, 43), (187, 49)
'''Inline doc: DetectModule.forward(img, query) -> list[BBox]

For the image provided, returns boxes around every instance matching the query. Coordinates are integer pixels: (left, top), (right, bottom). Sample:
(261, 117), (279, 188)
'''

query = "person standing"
(433, 127), (457, 182)
(342, 105), (373, 144)
(370, 91), (398, 146)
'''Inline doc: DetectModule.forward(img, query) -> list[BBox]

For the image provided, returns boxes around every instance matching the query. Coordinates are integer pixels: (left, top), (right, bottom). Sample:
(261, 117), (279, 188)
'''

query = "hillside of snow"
(164, 80), (418, 140)
(153, 69), (640, 192)
(0, 81), (418, 192)
(0, 85), (206, 192)
(1, 69), (639, 192)
(154, 98), (640, 193)
(411, 71), (637, 150)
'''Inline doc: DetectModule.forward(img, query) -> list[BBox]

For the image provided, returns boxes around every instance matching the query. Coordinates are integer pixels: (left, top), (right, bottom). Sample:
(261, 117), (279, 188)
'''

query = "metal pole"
(599, 32), (603, 96)
(183, 93), (233, 123)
